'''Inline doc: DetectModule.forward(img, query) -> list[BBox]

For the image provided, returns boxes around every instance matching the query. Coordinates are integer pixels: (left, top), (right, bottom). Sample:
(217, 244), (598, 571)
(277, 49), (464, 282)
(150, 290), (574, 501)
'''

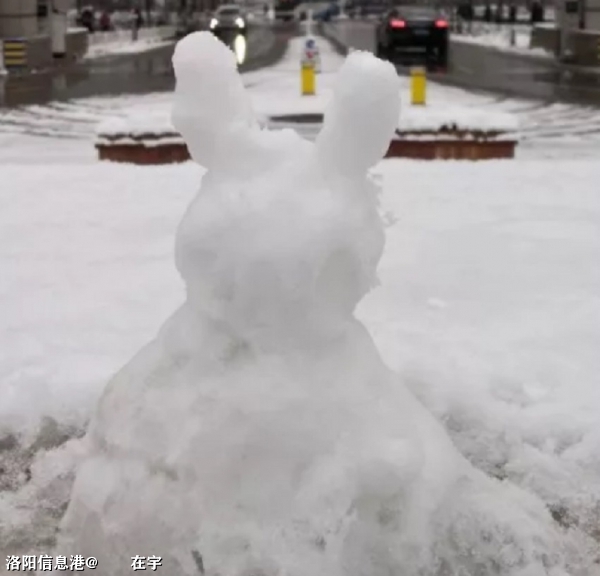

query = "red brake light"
(435, 19), (448, 28)
(390, 19), (406, 28)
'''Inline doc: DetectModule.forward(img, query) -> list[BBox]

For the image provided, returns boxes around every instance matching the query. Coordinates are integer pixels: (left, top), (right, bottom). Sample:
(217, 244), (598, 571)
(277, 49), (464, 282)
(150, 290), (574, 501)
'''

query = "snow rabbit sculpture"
(56, 32), (579, 576)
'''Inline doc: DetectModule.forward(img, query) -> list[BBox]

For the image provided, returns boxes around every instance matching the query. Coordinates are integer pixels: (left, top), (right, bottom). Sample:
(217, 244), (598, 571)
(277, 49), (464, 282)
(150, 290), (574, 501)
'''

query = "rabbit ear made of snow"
(315, 51), (401, 177)
(171, 32), (255, 169)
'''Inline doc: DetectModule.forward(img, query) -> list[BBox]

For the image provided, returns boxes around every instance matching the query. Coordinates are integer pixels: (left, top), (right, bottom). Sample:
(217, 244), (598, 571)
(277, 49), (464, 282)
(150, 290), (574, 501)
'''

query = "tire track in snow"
(474, 98), (600, 142)
(0, 100), (130, 139)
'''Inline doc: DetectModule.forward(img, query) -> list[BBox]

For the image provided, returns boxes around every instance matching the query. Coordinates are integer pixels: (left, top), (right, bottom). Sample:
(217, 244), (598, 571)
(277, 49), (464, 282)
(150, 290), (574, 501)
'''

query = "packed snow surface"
(451, 23), (551, 58)
(43, 32), (594, 576)
(2, 158), (599, 574)
(83, 26), (176, 60)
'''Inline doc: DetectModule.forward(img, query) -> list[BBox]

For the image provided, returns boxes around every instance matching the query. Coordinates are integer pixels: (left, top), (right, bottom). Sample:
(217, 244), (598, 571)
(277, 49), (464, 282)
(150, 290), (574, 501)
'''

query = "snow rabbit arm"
(170, 33), (400, 175)
(171, 32), (256, 170)
(315, 51), (400, 178)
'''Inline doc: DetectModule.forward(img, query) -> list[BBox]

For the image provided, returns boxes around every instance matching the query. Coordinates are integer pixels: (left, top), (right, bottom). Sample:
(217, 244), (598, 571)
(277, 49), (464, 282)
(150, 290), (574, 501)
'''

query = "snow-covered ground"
(83, 26), (176, 60)
(452, 23), (552, 58)
(85, 38), (174, 59)
(1, 35), (600, 571)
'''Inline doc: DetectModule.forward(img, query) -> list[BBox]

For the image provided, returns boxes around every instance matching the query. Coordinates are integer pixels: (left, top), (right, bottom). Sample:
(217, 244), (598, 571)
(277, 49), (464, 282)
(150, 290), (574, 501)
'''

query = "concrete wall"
(0, 0), (39, 38)
(567, 28), (600, 62)
(530, 23), (561, 54)
(584, 0), (600, 29)
(26, 34), (53, 69)
(553, 0), (600, 58)
(2, 29), (87, 72)
(65, 28), (88, 61)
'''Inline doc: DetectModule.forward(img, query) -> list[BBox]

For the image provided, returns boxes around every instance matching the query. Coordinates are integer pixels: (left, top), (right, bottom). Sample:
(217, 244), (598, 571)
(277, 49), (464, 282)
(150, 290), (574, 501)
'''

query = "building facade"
(583, 0), (600, 29)
(0, 0), (40, 38)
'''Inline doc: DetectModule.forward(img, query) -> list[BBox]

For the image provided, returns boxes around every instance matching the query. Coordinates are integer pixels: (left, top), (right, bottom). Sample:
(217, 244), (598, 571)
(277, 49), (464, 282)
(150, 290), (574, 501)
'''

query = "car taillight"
(435, 19), (448, 28)
(390, 19), (406, 28)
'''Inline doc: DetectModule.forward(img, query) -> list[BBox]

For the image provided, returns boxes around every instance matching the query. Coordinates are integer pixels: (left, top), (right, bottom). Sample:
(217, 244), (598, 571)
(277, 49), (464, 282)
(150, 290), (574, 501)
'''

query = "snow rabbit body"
(57, 32), (576, 576)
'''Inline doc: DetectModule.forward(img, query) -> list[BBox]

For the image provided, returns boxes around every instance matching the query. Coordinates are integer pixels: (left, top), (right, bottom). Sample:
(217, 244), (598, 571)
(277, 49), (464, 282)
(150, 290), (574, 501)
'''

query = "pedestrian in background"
(131, 8), (143, 41)
(484, 4), (492, 22)
(530, 0), (543, 23)
(494, 4), (503, 23)
(99, 10), (112, 32)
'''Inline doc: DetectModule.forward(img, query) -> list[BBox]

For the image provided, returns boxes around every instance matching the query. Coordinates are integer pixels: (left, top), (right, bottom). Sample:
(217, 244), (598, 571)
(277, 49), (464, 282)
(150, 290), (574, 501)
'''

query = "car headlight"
(209, 18), (218, 28)
(235, 17), (245, 27)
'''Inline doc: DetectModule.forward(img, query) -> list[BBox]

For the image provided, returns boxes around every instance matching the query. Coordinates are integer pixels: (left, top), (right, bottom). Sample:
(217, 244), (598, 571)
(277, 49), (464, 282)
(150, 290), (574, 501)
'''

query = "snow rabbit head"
(171, 32), (400, 347)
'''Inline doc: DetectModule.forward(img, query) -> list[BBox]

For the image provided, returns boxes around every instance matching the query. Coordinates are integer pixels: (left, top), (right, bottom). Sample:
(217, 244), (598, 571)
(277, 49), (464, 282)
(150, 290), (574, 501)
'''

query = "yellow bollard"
(301, 62), (316, 96)
(410, 67), (426, 106)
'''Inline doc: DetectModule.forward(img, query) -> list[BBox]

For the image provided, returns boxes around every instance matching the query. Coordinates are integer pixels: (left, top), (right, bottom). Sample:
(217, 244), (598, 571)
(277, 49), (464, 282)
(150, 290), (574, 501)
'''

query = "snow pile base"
(58, 33), (586, 575)
(0, 420), (85, 562)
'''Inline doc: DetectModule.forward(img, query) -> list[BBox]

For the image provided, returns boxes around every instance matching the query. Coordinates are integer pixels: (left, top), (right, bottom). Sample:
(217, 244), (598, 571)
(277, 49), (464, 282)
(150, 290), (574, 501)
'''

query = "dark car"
(209, 5), (247, 35)
(375, 6), (449, 71)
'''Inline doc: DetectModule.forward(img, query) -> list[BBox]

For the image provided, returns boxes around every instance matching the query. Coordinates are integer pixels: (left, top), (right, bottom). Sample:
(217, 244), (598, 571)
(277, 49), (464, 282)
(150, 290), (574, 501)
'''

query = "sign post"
(410, 67), (426, 105)
(301, 37), (317, 95)
(304, 9), (321, 70)
(51, 0), (70, 58)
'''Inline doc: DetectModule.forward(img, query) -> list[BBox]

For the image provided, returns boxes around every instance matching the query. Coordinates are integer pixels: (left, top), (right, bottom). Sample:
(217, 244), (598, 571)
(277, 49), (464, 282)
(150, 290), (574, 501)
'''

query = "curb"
(315, 22), (349, 56)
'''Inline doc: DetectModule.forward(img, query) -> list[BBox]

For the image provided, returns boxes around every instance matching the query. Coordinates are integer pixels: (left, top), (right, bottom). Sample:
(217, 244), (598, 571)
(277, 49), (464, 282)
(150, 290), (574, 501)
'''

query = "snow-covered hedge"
(96, 104), (519, 146)
(399, 105), (519, 134)
(96, 112), (179, 140)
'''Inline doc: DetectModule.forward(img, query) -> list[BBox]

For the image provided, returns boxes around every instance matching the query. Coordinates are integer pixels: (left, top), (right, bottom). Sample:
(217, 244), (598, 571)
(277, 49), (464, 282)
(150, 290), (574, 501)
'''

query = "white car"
(209, 5), (248, 35)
